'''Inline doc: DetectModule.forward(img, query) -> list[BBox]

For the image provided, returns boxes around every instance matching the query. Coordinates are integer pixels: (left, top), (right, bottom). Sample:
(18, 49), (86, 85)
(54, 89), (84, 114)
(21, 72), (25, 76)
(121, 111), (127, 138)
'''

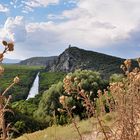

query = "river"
(26, 72), (39, 100)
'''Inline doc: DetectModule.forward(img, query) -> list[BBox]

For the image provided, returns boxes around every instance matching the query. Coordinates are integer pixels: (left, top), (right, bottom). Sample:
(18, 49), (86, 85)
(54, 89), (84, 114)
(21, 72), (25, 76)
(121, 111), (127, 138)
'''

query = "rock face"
(46, 47), (127, 78)
(20, 56), (58, 66)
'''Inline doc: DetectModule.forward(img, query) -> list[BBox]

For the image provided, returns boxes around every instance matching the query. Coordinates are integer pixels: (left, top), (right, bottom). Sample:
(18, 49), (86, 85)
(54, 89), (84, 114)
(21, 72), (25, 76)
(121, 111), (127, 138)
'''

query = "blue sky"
(0, 0), (140, 59)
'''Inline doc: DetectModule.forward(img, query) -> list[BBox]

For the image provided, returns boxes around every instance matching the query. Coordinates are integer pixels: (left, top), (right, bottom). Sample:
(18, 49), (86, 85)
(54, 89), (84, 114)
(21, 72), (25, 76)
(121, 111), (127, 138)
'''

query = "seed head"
(59, 95), (66, 105)
(2, 41), (7, 46)
(8, 43), (14, 51)
(13, 76), (20, 84)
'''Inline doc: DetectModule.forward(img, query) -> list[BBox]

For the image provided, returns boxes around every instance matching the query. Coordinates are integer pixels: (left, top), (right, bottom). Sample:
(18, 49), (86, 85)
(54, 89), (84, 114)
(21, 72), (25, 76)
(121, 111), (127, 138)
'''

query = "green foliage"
(12, 100), (38, 117)
(0, 65), (41, 102)
(109, 73), (124, 83)
(34, 82), (64, 124)
(65, 69), (108, 99)
(9, 110), (45, 137)
(39, 72), (66, 93)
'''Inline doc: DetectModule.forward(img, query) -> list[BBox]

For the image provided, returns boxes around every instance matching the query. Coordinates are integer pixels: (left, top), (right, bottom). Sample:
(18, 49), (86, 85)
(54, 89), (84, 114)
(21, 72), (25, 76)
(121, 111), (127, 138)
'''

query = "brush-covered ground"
(13, 113), (115, 140)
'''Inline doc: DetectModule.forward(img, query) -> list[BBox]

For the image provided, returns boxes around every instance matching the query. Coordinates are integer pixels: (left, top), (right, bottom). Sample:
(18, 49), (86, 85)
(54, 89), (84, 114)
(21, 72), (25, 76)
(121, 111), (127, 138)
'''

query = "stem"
(1, 111), (7, 140)
(65, 105), (82, 140)
(2, 82), (15, 96)
(79, 90), (108, 140)
(96, 114), (108, 140)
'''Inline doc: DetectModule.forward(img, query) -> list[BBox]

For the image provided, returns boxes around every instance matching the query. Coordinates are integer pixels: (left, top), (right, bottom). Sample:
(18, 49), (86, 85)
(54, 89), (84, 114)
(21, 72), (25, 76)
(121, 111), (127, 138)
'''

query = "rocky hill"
(19, 47), (137, 78)
(46, 47), (137, 78)
(20, 56), (58, 66)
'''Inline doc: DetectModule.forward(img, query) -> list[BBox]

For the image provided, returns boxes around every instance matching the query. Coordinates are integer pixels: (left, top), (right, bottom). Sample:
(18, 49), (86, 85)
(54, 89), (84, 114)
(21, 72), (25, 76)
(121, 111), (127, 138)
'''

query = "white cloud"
(21, 0), (59, 13)
(0, 16), (26, 42)
(22, 0), (59, 9)
(0, 4), (9, 12)
(2, 0), (140, 59)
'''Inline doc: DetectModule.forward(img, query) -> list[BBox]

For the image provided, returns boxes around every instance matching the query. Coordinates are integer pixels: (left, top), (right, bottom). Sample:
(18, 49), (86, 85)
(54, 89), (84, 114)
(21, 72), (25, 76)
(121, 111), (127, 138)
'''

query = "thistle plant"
(58, 95), (82, 140)
(63, 74), (109, 140)
(105, 59), (140, 140)
(0, 40), (19, 140)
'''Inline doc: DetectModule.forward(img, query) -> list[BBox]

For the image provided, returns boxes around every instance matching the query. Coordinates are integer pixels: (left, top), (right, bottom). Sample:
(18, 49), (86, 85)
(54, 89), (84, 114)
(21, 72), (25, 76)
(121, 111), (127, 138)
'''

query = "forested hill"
(19, 56), (58, 66)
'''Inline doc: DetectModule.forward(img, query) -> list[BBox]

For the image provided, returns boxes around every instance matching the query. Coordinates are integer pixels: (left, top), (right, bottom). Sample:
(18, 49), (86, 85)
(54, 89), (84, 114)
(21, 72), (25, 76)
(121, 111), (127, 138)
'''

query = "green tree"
(34, 82), (63, 124)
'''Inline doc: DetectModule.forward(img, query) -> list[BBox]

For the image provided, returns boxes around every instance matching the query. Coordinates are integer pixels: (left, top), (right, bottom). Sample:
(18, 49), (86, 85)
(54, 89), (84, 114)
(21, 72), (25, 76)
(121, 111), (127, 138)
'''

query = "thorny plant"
(63, 76), (109, 140)
(106, 59), (140, 140)
(62, 59), (140, 140)
(0, 41), (19, 140)
(58, 95), (82, 140)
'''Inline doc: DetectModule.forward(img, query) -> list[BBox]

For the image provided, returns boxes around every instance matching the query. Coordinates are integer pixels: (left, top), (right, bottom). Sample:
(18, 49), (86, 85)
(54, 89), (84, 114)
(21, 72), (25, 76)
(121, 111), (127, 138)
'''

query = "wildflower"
(13, 76), (20, 84)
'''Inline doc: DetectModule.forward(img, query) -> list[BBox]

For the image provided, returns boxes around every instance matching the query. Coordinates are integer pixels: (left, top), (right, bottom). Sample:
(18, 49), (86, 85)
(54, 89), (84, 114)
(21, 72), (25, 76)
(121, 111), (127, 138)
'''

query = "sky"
(0, 0), (140, 60)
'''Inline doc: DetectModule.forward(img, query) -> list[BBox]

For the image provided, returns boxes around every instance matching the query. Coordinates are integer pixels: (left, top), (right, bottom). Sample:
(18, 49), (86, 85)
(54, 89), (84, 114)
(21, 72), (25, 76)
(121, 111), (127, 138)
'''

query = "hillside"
(20, 56), (58, 66)
(46, 47), (129, 78)
(19, 47), (138, 79)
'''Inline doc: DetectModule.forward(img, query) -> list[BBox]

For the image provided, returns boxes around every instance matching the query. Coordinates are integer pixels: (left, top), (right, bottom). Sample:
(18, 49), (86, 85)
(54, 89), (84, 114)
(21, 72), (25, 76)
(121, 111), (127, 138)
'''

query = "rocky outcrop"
(46, 47), (126, 78)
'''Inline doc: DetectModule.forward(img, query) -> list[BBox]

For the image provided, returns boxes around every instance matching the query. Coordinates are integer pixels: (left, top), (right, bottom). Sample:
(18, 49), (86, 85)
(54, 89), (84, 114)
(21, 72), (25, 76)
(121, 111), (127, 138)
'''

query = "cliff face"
(48, 47), (82, 72)
(46, 47), (127, 78)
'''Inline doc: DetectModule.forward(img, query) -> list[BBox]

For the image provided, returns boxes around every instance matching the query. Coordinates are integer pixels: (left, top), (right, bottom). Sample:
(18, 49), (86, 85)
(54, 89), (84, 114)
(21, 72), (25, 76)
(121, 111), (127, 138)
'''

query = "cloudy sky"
(0, 0), (140, 60)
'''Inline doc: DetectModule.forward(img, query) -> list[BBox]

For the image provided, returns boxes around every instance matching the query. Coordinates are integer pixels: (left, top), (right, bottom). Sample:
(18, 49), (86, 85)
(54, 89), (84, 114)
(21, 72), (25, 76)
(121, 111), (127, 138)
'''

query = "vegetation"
(0, 40), (20, 140)
(0, 65), (41, 102)
(1, 40), (140, 140)
(39, 72), (66, 93)
(13, 113), (115, 140)
(35, 70), (108, 127)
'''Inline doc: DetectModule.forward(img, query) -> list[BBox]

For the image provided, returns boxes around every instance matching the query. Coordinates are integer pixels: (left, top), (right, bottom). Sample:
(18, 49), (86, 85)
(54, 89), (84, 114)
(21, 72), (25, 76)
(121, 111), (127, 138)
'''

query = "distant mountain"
(46, 47), (137, 78)
(19, 56), (58, 66)
(3, 58), (21, 64)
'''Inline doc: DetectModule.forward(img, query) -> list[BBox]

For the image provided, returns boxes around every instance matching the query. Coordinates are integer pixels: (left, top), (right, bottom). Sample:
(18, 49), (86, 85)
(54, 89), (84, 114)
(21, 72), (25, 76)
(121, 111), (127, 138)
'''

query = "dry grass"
(13, 113), (115, 140)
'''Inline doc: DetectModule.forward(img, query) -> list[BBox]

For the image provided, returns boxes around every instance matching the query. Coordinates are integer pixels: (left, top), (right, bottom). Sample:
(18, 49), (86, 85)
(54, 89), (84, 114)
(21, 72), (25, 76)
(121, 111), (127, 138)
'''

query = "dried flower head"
(72, 106), (76, 110)
(124, 59), (131, 70)
(59, 95), (66, 105)
(13, 76), (20, 84)
(7, 43), (14, 51)
(2, 41), (7, 46)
